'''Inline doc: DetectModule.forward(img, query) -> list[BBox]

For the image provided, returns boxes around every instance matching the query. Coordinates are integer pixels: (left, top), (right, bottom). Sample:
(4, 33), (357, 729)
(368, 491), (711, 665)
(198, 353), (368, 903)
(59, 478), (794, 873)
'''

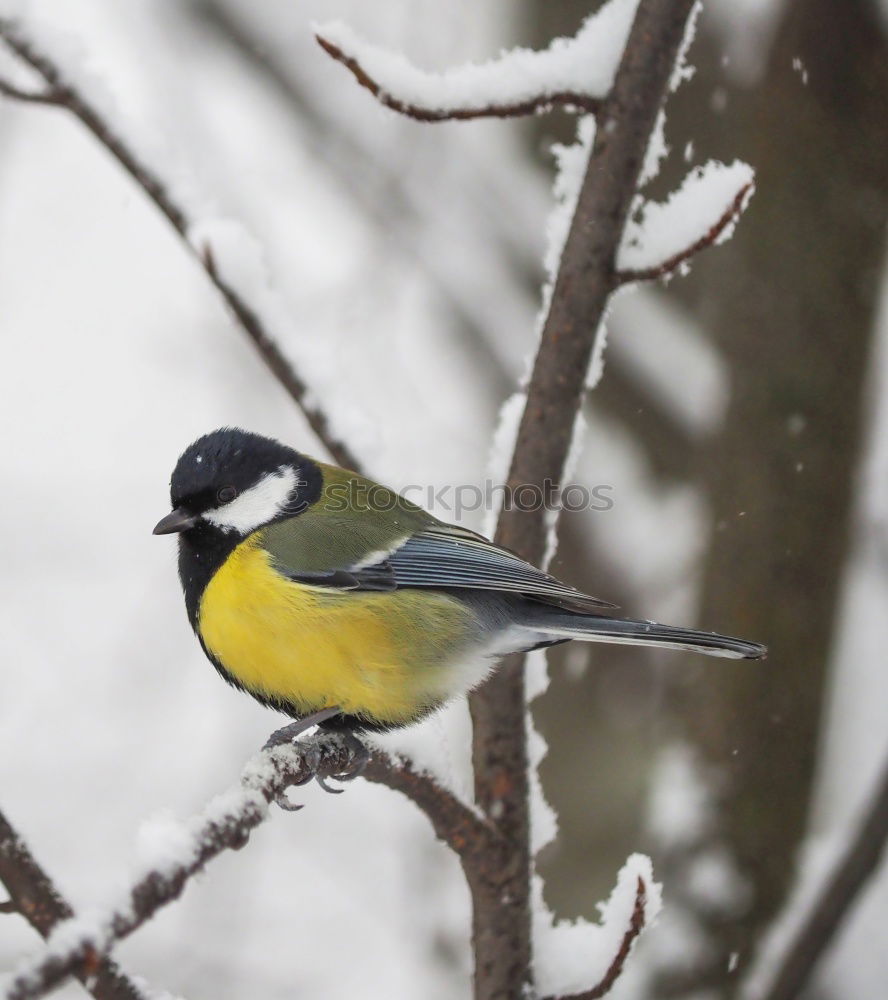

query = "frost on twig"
(0, 15), (363, 473)
(617, 160), (754, 283)
(4, 738), (492, 1000)
(314, 0), (639, 122)
(535, 854), (661, 1000)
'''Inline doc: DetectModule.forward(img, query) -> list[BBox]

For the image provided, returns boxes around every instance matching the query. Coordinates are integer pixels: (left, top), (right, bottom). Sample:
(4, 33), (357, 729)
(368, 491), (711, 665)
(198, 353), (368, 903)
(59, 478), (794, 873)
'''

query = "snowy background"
(1, 1), (886, 998)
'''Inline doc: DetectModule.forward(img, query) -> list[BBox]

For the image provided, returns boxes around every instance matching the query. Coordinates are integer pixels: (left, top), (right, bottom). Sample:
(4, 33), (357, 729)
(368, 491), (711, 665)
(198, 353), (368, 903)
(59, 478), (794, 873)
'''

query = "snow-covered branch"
(315, 34), (600, 122)
(0, 17), (362, 473)
(314, 0), (638, 123)
(567, 878), (646, 1000)
(617, 162), (754, 283)
(0, 808), (144, 1000)
(547, 868), (660, 1000)
(3, 737), (495, 1000)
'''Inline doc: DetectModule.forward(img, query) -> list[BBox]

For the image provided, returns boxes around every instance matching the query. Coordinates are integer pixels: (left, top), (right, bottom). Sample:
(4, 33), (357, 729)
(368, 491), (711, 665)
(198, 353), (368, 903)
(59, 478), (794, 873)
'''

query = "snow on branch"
(536, 855), (661, 1000)
(534, 854), (662, 1000)
(0, 16), (363, 473)
(314, 0), (638, 122)
(3, 738), (495, 1000)
(617, 160), (754, 283)
(0, 809), (145, 1000)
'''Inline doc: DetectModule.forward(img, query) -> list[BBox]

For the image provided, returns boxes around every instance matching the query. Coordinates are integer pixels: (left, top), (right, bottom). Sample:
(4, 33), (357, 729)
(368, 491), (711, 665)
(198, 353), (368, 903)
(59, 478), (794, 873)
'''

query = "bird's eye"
(216, 486), (238, 504)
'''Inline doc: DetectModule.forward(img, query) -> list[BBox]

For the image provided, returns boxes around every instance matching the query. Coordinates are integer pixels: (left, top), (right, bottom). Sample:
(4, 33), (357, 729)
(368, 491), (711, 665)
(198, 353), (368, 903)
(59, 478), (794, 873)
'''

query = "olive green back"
(260, 462), (436, 574)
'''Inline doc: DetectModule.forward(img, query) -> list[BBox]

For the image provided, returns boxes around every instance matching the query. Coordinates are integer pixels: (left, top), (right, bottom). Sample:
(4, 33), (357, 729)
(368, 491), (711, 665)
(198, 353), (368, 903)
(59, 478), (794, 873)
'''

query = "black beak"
(153, 507), (198, 535)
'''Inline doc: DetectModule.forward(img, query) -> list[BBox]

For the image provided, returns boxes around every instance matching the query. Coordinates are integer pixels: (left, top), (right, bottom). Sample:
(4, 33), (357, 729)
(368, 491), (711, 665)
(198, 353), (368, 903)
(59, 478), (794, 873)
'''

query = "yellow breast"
(197, 534), (479, 726)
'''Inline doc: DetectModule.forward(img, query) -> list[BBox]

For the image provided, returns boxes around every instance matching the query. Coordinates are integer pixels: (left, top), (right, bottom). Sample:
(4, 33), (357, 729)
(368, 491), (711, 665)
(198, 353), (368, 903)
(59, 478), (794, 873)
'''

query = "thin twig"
(616, 182), (753, 284)
(364, 754), (504, 866)
(4, 740), (495, 1000)
(315, 34), (602, 122)
(542, 876), (648, 1000)
(0, 18), (361, 473)
(0, 808), (145, 1000)
(756, 755), (888, 1000)
(0, 77), (60, 103)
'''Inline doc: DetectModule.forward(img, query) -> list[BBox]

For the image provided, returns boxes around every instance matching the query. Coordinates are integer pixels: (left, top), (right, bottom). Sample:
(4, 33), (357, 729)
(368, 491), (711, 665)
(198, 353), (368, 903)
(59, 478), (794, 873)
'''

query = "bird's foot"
(262, 709), (369, 809)
(310, 730), (371, 794)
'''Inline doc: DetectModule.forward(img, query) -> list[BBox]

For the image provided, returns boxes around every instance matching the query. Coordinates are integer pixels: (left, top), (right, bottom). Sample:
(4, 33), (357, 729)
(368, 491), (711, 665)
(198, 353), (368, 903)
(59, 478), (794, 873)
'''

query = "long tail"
(527, 611), (766, 660)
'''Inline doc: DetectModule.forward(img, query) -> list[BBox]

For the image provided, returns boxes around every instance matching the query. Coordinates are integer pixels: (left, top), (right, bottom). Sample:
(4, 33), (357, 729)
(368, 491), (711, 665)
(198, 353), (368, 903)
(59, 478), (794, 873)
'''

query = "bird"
(154, 428), (766, 741)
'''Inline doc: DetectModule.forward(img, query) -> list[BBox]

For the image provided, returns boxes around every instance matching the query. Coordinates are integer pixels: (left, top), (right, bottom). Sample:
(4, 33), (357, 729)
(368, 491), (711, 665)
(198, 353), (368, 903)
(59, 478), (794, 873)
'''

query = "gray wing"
(384, 525), (615, 612)
(270, 521), (614, 612)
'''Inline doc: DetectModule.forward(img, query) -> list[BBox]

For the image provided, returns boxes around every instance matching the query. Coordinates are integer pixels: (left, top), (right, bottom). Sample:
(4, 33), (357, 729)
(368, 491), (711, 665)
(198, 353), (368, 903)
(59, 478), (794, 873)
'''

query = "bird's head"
(153, 428), (321, 539)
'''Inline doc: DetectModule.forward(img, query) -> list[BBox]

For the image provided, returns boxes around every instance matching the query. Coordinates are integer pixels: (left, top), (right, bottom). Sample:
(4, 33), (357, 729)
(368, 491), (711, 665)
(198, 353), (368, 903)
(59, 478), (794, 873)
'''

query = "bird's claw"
(331, 738), (371, 782)
(312, 731), (370, 793)
(274, 791), (305, 812)
(292, 745), (323, 785)
(315, 773), (345, 794)
(313, 755), (367, 794)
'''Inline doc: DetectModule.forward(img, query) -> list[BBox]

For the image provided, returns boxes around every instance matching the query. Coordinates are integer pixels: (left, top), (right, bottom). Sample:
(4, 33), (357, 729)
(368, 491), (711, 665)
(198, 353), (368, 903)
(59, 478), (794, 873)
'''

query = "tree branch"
(364, 752), (504, 863)
(466, 2), (699, 996)
(315, 34), (601, 122)
(0, 808), (144, 1000)
(542, 876), (648, 1000)
(0, 77), (60, 103)
(0, 17), (361, 473)
(756, 755), (888, 1000)
(192, 0), (545, 345)
(616, 181), (753, 284)
(3, 740), (495, 1000)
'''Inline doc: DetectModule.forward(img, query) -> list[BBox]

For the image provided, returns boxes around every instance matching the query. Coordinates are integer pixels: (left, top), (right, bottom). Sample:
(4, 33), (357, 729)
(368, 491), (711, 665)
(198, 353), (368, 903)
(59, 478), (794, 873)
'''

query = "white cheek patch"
(204, 466), (298, 534)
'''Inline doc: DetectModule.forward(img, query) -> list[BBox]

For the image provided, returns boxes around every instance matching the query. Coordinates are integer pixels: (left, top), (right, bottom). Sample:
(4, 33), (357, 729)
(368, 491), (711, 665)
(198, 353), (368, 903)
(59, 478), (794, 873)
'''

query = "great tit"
(154, 428), (765, 733)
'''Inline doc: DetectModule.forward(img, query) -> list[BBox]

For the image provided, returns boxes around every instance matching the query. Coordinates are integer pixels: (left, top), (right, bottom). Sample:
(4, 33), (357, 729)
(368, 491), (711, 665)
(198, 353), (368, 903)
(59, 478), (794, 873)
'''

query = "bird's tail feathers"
(525, 612), (766, 660)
